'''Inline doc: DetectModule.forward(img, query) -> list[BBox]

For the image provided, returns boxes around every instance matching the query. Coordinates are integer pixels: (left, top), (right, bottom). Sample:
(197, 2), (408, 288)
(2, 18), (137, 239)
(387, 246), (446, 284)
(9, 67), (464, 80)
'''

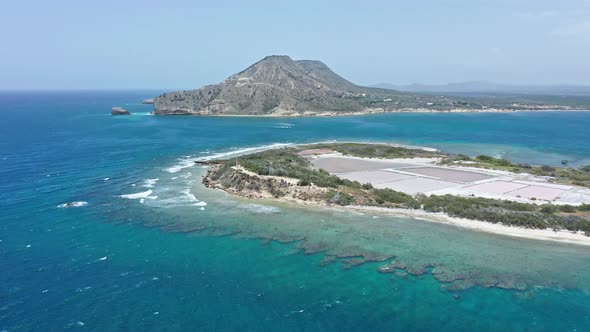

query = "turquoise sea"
(2, 91), (590, 331)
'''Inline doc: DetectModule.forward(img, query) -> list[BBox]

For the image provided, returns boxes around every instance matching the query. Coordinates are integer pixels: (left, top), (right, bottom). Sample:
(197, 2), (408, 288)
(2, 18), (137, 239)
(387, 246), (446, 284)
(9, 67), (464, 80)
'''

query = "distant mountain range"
(153, 57), (587, 116)
(371, 81), (590, 96)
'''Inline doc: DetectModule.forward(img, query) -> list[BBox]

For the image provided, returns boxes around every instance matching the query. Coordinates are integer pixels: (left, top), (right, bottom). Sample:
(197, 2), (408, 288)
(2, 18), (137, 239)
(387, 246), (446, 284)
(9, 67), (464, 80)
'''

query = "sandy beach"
(202, 143), (590, 246)
(204, 168), (590, 246)
(343, 205), (590, 246)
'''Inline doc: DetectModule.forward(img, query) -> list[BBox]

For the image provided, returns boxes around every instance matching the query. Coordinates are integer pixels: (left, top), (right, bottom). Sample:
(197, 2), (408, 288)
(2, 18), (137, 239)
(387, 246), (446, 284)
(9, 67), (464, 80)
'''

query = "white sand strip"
(344, 205), (590, 247)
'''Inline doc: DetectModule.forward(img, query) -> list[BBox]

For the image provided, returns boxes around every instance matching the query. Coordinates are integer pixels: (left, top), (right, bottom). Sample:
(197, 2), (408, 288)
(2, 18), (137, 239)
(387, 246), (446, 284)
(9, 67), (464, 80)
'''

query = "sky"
(2, 0), (590, 90)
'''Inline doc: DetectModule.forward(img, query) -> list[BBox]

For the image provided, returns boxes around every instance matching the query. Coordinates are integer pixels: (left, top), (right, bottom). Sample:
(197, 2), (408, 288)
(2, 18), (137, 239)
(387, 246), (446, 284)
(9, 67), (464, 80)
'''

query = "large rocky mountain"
(153, 56), (446, 115)
(152, 56), (571, 115)
(154, 55), (392, 115)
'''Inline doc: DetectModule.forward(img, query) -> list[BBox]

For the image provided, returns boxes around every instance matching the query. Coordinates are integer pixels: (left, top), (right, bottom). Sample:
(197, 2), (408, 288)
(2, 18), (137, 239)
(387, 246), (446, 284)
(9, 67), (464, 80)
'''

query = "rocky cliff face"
(153, 55), (413, 116)
(153, 55), (566, 116)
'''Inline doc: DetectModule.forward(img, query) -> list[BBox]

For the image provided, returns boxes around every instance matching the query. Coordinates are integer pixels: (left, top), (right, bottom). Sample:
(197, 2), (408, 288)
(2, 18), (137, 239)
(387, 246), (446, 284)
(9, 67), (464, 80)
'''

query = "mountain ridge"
(372, 81), (590, 96)
(153, 56), (582, 116)
(154, 55), (400, 115)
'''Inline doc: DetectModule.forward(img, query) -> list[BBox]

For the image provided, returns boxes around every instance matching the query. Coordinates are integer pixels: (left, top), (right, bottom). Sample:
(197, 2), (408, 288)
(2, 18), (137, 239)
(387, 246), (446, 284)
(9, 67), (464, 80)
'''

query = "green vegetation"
(416, 195), (590, 233)
(372, 188), (418, 207)
(475, 155), (512, 166)
(220, 143), (439, 188)
(441, 154), (590, 188)
(304, 142), (440, 159)
(230, 149), (346, 188)
(209, 143), (590, 234)
(325, 191), (355, 206)
(368, 191), (590, 234)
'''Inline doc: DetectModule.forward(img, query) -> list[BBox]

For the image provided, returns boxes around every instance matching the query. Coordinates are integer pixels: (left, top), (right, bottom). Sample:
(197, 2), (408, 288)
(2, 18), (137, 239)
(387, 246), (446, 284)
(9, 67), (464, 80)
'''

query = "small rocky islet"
(111, 106), (130, 115)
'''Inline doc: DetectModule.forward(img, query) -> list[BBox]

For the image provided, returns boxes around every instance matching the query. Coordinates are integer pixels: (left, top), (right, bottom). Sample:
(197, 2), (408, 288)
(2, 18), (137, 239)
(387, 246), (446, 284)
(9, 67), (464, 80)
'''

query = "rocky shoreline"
(156, 106), (579, 117)
(203, 164), (329, 203)
(202, 163), (590, 246)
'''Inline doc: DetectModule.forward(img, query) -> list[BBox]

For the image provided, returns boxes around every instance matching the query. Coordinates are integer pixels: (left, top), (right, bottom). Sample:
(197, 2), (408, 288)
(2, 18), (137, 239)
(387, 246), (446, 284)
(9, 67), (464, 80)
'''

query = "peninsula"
(153, 56), (586, 116)
(201, 143), (590, 244)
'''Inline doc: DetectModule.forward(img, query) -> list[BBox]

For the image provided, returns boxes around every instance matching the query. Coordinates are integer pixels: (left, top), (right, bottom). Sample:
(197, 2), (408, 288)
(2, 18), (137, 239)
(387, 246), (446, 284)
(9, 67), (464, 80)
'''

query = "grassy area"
(301, 142), (441, 159)
(209, 143), (590, 234)
(215, 143), (439, 188)
(440, 154), (590, 188)
(229, 149), (360, 188)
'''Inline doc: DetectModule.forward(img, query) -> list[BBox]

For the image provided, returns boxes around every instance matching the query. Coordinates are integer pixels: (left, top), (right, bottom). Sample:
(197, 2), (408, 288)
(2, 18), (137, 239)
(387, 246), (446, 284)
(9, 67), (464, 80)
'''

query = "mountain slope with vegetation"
(153, 56), (581, 116)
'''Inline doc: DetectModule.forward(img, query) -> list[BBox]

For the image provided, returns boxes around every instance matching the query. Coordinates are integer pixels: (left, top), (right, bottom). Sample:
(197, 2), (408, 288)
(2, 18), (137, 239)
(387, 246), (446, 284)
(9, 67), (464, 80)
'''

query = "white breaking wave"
(57, 201), (88, 208)
(147, 187), (207, 209)
(139, 196), (158, 203)
(142, 178), (159, 188)
(181, 189), (198, 203)
(163, 158), (195, 173)
(163, 143), (292, 173)
(196, 143), (293, 162)
(156, 143), (291, 213)
(271, 122), (294, 129)
(120, 190), (155, 199)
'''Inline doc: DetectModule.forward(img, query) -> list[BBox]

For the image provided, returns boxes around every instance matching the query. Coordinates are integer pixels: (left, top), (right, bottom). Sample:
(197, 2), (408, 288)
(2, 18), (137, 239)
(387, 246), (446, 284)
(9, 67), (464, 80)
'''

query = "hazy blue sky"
(2, 0), (590, 89)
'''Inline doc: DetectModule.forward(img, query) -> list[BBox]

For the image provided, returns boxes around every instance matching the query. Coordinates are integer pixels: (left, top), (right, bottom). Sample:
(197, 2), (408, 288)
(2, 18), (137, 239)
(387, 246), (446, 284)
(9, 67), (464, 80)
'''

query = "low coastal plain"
(199, 142), (590, 245)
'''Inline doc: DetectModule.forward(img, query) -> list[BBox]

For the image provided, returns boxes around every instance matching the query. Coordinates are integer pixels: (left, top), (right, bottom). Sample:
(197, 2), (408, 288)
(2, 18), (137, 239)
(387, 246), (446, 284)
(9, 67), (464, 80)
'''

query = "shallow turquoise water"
(1, 91), (590, 331)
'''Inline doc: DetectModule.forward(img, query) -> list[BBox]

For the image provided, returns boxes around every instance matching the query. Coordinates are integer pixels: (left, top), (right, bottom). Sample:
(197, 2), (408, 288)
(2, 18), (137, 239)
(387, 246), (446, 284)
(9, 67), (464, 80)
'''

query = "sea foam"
(57, 201), (88, 208)
(270, 122), (294, 129)
(120, 190), (154, 199)
(148, 188), (206, 209)
(197, 143), (292, 162)
(142, 178), (159, 188)
(163, 143), (292, 174)
(163, 158), (195, 173)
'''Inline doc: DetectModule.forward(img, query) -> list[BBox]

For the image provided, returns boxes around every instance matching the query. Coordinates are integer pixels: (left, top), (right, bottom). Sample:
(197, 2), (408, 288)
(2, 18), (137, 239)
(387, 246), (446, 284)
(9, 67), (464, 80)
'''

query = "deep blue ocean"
(2, 91), (590, 331)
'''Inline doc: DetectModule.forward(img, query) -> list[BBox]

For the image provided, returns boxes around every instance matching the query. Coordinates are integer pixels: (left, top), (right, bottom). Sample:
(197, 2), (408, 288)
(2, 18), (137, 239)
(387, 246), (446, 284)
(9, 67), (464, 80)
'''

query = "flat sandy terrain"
(205, 151), (590, 245)
(374, 177), (458, 194)
(310, 154), (590, 205)
(313, 157), (415, 173)
(400, 167), (492, 182)
(337, 170), (415, 184)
